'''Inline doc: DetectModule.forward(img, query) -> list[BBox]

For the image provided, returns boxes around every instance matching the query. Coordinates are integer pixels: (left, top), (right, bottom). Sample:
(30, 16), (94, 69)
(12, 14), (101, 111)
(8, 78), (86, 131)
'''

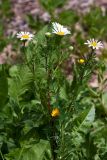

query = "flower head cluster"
(51, 108), (60, 117)
(16, 32), (34, 41)
(84, 39), (103, 50)
(52, 22), (71, 36)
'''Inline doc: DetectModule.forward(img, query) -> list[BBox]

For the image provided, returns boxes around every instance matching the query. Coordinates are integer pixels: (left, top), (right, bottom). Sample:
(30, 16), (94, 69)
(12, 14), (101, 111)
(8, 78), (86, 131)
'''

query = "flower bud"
(69, 46), (74, 51)
(78, 59), (85, 64)
(51, 108), (60, 117)
(45, 32), (51, 37)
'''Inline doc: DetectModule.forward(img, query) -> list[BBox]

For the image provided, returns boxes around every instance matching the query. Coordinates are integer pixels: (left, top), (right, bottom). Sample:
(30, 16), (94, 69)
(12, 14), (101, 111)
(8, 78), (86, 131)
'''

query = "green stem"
(68, 49), (95, 112)
(0, 150), (5, 160)
(18, 147), (24, 160)
(44, 45), (57, 160)
(22, 42), (34, 74)
(50, 118), (57, 160)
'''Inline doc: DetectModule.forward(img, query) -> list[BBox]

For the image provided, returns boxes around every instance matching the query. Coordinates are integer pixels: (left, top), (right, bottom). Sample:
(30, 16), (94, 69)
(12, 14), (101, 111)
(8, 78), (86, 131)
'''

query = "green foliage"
(74, 106), (95, 128)
(26, 15), (45, 31)
(58, 10), (79, 26)
(82, 7), (107, 39)
(0, 0), (12, 17)
(57, 106), (95, 160)
(8, 66), (34, 102)
(5, 139), (51, 160)
(39, 0), (67, 13)
(0, 2), (107, 160)
(0, 25), (104, 159)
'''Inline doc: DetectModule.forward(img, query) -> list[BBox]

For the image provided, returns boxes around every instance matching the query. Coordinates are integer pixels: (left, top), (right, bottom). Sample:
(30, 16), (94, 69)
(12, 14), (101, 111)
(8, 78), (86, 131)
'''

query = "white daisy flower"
(16, 31), (34, 41)
(52, 22), (71, 36)
(84, 38), (103, 50)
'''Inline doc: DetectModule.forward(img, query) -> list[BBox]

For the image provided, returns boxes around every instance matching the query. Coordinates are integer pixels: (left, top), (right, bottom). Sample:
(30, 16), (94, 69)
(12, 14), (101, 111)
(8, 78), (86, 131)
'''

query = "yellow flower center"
(57, 32), (65, 36)
(21, 34), (29, 39)
(78, 59), (85, 64)
(51, 108), (60, 117)
(91, 41), (97, 47)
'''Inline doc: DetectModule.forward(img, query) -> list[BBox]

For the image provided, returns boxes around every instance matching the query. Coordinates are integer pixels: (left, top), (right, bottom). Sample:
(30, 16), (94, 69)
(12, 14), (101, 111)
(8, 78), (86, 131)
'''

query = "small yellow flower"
(78, 59), (85, 64)
(51, 108), (60, 117)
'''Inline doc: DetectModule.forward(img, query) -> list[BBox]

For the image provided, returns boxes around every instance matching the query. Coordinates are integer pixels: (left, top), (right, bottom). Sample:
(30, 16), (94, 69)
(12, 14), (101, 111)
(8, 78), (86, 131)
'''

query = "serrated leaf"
(8, 66), (33, 102)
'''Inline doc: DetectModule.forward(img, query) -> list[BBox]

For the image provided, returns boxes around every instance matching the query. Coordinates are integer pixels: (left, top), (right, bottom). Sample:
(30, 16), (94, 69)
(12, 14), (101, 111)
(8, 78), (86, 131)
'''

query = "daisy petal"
(52, 22), (71, 36)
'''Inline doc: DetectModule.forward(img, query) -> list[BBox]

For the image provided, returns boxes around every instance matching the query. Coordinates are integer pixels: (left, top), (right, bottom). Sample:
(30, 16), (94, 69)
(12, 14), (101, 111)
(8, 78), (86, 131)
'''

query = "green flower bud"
(45, 32), (51, 37)
(69, 46), (74, 51)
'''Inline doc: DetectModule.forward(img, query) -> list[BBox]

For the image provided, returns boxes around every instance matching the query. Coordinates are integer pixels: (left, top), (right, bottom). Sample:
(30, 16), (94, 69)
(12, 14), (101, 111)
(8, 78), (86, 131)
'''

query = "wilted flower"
(51, 108), (60, 117)
(84, 39), (103, 50)
(52, 22), (71, 36)
(78, 58), (85, 64)
(16, 31), (34, 41)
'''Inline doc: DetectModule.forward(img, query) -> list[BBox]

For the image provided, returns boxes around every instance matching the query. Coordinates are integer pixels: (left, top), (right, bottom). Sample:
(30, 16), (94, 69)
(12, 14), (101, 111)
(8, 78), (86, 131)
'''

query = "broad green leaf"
(8, 66), (33, 102)
(94, 154), (101, 160)
(5, 139), (51, 160)
(74, 106), (95, 128)
(59, 87), (67, 100)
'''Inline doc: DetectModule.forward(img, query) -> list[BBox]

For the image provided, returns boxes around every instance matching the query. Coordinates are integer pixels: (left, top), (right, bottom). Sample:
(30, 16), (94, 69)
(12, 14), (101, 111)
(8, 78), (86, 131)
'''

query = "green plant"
(0, 3), (107, 159)
(0, 22), (106, 160)
(39, 0), (67, 14)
